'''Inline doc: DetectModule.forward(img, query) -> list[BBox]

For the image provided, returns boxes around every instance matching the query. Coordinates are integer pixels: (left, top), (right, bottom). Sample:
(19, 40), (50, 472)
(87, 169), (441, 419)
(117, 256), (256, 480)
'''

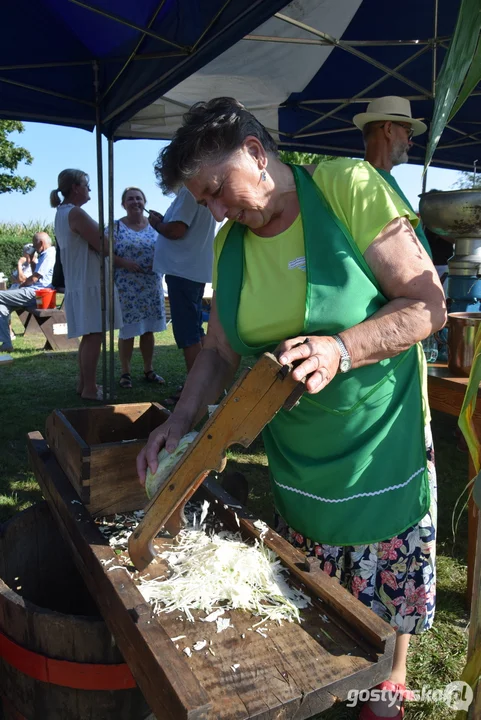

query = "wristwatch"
(332, 334), (352, 373)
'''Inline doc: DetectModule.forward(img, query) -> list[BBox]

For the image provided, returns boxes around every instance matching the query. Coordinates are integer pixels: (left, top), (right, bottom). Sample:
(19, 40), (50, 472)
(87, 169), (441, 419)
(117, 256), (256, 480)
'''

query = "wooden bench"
(16, 307), (79, 351)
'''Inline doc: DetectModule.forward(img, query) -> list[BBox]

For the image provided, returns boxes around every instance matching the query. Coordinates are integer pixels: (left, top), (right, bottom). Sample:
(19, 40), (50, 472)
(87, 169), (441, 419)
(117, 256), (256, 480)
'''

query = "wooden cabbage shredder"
(26, 350), (396, 720)
(128, 352), (305, 571)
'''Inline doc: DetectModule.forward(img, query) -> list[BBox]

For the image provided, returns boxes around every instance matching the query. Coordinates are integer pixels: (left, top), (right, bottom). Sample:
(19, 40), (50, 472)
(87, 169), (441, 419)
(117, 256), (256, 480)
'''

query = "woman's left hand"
(122, 258), (143, 273)
(277, 336), (341, 393)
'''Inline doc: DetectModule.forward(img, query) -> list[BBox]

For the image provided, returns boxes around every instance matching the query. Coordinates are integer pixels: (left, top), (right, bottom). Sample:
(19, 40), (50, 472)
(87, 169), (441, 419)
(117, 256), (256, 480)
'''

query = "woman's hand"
(277, 336), (341, 393)
(148, 210), (164, 232)
(120, 258), (143, 273)
(136, 412), (191, 485)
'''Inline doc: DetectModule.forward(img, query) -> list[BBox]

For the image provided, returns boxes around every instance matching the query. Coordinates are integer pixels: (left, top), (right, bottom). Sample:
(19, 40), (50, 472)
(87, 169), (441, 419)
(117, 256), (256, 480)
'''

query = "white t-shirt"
(32, 246), (56, 288)
(153, 186), (216, 284)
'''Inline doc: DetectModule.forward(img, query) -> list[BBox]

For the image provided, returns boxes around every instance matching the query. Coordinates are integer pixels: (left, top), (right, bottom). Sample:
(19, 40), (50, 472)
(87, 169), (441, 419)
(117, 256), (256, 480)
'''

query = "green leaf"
(279, 151), (336, 166)
(0, 120), (36, 196)
(425, 0), (481, 169)
(449, 33), (481, 120)
(378, 584), (396, 616)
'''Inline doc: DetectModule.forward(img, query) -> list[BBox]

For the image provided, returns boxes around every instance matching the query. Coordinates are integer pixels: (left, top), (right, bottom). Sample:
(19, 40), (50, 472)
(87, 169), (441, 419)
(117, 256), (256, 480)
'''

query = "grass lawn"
(0, 316), (472, 719)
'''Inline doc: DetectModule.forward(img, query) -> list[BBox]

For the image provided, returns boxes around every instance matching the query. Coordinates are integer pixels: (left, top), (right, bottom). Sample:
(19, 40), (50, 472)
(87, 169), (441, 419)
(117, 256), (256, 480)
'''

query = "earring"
(261, 170), (267, 182)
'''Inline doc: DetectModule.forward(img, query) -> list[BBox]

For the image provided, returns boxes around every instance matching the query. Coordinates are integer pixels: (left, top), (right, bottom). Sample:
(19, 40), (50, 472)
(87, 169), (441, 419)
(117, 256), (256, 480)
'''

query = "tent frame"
(2, 0), (286, 400)
(237, 3), (479, 168)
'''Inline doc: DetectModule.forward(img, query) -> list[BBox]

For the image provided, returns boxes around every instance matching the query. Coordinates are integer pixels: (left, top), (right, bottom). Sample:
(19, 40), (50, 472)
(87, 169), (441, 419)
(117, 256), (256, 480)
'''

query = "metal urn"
(419, 189), (481, 312)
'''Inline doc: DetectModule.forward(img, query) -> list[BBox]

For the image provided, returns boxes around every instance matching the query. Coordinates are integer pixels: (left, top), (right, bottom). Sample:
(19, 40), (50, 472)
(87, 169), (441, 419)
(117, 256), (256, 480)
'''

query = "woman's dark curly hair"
(154, 97), (278, 194)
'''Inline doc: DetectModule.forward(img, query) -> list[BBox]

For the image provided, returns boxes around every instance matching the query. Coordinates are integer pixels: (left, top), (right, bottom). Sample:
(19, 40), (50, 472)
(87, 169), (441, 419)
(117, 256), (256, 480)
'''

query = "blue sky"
(0, 121), (465, 226)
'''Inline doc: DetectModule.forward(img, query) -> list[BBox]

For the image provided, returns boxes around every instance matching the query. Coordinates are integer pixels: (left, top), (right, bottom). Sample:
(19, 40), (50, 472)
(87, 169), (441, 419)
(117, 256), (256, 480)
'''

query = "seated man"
(0, 232), (56, 352)
(10, 243), (36, 289)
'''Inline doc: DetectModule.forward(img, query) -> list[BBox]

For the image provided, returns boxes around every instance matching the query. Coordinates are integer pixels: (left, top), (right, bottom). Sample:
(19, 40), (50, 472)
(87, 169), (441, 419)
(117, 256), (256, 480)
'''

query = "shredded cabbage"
(145, 431), (198, 499)
(137, 523), (311, 624)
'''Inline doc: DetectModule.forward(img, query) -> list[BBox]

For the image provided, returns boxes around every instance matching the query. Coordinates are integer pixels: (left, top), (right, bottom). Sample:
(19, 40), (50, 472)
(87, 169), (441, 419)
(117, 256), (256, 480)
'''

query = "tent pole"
(108, 137), (115, 401)
(421, 0), (438, 188)
(422, 167), (428, 194)
(94, 61), (108, 403)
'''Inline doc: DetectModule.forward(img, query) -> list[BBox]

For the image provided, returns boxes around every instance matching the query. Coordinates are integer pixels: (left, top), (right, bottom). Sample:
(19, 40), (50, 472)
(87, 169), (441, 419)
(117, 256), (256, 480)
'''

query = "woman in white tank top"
(51, 169), (128, 400)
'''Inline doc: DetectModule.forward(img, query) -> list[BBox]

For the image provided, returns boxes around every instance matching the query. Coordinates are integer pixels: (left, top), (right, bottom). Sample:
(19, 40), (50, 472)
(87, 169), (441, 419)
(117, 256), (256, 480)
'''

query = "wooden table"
(427, 364), (480, 606)
(27, 432), (396, 720)
(16, 307), (79, 352)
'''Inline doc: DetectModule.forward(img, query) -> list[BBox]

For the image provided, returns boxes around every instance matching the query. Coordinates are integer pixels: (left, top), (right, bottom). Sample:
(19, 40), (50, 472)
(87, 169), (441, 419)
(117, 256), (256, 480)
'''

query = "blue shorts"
(165, 274), (205, 349)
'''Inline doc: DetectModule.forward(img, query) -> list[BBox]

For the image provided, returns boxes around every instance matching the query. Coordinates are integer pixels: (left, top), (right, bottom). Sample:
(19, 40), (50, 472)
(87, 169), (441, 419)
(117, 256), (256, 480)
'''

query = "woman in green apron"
(137, 98), (446, 720)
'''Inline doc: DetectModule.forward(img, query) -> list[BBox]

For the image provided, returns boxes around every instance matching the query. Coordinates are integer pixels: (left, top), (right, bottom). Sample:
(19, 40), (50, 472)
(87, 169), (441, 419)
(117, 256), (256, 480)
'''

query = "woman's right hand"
(136, 413), (191, 486)
(148, 209), (164, 232)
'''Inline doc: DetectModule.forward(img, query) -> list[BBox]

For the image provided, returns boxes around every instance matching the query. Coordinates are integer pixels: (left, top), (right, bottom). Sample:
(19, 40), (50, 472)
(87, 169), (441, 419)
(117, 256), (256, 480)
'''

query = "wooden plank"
(139, 566), (392, 720)
(32, 309), (65, 318)
(428, 365), (479, 608)
(88, 443), (148, 516)
(427, 371), (473, 417)
(27, 432), (211, 720)
(38, 313), (79, 351)
(15, 308), (43, 336)
(47, 404), (170, 515)
(200, 477), (396, 659)
(45, 410), (90, 503)
(129, 354), (304, 570)
(16, 308), (79, 350)
(27, 434), (395, 720)
(58, 404), (170, 448)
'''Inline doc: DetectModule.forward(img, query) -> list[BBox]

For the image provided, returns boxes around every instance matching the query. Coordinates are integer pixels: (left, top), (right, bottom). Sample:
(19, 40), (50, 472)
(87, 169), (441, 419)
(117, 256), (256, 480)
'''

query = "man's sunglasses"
(378, 122), (414, 140)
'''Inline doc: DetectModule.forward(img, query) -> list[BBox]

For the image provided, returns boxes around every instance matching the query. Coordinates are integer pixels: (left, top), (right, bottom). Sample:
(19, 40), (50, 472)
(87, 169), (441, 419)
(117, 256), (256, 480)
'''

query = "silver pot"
(419, 190), (481, 237)
(448, 312), (481, 376)
(419, 190), (481, 273)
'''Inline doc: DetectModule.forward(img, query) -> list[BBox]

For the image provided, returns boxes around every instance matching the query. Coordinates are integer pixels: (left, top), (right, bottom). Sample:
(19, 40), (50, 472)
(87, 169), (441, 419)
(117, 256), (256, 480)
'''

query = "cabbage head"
(145, 431), (199, 499)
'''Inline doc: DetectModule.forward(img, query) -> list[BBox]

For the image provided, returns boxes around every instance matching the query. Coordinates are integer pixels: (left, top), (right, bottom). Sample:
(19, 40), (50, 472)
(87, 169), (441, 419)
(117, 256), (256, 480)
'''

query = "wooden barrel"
(0, 502), (151, 720)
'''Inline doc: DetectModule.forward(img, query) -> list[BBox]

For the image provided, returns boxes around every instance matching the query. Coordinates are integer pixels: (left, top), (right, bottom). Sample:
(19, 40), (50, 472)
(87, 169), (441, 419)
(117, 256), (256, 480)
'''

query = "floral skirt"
(276, 426), (437, 635)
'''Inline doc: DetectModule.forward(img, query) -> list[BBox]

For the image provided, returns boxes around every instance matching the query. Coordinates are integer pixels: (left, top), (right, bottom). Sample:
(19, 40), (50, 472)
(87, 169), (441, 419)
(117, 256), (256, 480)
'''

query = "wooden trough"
(28, 435), (396, 719)
(18, 354), (399, 718)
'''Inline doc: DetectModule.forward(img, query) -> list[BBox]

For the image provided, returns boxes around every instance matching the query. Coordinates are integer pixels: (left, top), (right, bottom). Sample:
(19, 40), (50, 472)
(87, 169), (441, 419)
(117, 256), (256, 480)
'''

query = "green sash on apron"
(217, 165), (429, 546)
(376, 168), (432, 258)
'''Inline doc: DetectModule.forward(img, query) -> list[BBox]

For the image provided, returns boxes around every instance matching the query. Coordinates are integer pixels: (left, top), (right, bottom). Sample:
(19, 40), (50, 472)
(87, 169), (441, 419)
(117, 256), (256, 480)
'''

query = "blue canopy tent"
(121, 0), (480, 172)
(1, 0), (291, 136)
(1, 0), (292, 395)
(277, 0), (479, 171)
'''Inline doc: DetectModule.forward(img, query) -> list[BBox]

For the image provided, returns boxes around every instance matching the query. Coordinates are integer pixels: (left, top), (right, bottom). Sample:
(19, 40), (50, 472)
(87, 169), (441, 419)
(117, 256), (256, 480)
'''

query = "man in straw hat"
(353, 96), (431, 257)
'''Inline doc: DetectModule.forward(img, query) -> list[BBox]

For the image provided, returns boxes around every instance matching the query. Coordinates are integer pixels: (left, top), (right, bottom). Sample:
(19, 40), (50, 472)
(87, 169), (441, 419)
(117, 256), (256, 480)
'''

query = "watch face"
(340, 358), (351, 373)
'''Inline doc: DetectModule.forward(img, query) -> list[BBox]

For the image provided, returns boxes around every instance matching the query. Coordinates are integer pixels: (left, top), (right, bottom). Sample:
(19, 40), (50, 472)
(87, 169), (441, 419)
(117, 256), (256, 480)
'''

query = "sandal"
(163, 384), (184, 406)
(119, 373), (133, 389)
(144, 370), (165, 385)
(358, 681), (414, 720)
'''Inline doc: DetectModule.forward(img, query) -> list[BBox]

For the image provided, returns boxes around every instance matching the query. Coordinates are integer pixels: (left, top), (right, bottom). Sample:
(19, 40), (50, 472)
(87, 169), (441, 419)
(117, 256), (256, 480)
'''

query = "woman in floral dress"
(113, 187), (166, 388)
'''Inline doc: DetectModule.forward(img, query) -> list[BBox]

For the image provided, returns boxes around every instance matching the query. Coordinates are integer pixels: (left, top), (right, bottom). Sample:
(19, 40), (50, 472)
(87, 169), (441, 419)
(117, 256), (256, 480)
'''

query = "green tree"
(279, 150), (336, 165)
(452, 169), (481, 190)
(0, 121), (35, 195)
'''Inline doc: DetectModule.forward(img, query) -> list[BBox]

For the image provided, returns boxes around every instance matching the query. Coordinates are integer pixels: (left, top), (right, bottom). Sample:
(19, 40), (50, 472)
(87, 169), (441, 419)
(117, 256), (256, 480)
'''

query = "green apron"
(376, 168), (432, 258)
(217, 165), (429, 546)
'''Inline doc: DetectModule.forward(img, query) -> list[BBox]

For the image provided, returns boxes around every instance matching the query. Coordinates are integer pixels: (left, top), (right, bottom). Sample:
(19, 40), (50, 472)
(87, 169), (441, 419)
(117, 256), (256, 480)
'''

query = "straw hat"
(352, 96), (427, 137)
